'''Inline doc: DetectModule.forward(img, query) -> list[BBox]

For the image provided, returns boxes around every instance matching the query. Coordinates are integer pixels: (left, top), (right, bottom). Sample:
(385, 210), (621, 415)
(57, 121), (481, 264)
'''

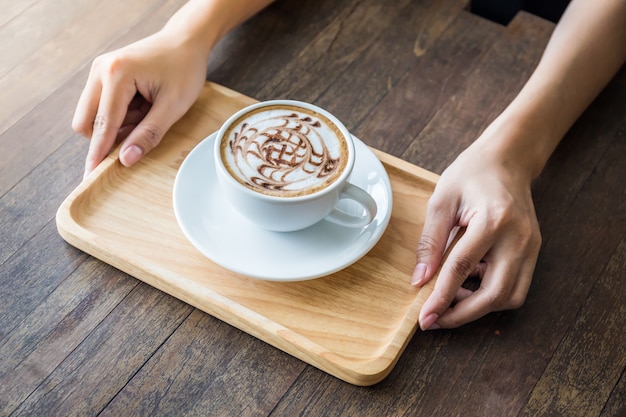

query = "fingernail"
(411, 263), (428, 286)
(420, 313), (439, 331)
(120, 145), (143, 167)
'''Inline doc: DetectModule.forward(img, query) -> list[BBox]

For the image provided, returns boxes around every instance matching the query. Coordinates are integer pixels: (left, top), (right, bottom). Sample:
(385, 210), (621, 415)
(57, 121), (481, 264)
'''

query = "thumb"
(118, 100), (177, 167)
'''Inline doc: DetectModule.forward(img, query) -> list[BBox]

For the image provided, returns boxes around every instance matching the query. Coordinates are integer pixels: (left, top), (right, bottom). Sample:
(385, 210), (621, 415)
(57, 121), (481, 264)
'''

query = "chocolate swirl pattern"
(222, 106), (348, 197)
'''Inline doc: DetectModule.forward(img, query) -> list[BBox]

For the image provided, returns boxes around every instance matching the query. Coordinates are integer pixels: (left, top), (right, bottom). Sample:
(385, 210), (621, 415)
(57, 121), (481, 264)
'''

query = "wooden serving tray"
(56, 82), (443, 386)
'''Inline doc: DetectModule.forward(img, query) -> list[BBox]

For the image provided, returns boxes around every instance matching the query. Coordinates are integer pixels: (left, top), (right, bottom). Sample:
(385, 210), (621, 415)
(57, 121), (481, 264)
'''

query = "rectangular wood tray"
(56, 82), (442, 386)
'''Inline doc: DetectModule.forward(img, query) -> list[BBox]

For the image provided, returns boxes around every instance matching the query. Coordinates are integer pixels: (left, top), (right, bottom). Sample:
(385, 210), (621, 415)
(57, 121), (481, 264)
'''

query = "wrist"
(161, 0), (274, 62)
(473, 110), (555, 183)
(160, 1), (226, 61)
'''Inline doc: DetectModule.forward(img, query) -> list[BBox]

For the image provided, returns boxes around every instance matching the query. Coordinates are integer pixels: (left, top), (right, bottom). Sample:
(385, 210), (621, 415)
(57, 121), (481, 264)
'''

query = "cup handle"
(324, 183), (377, 228)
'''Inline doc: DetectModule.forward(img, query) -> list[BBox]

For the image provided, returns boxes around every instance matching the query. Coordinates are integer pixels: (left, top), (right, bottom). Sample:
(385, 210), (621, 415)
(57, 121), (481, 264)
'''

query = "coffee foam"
(220, 104), (349, 197)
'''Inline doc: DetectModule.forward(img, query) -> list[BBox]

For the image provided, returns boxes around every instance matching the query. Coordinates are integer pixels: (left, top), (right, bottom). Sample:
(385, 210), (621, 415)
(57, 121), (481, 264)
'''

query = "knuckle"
(93, 114), (108, 130)
(72, 118), (90, 137)
(92, 113), (109, 133)
(415, 235), (439, 258)
(91, 52), (131, 83)
(106, 55), (127, 78)
(485, 202), (514, 233)
(517, 219), (534, 241)
(136, 124), (163, 150)
(487, 286), (510, 308)
(90, 55), (104, 72)
(483, 203), (543, 250)
(442, 315), (465, 329)
(448, 255), (475, 283)
(431, 292), (454, 313)
(426, 193), (446, 213)
(511, 217), (542, 254)
(95, 53), (125, 76)
(531, 228), (542, 252)
(507, 292), (527, 310)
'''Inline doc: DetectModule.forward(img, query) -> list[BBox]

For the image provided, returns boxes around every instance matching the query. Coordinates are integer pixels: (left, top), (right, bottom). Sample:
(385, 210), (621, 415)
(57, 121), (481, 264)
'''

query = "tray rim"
(55, 83), (444, 386)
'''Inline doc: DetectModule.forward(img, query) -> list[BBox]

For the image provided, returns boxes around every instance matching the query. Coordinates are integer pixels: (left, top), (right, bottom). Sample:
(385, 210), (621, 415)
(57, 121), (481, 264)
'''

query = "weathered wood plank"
(257, 0), (417, 102)
(426, 68), (626, 417)
(2, 0), (624, 415)
(319, 0), (475, 132)
(0, 0), (174, 136)
(0, 0), (188, 196)
(0, 134), (85, 266)
(0, 0), (95, 79)
(533, 64), (626, 246)
(100, 310), (304, 416)
(269, 12), (544, 417)
(521, 240), (626, 416)
(400, 11), (554, 173)
(351, 9), (506, 158)
(0, 0), (38, 29)
(270, 321), (498, 416)
(211, 0), (470, 115)
(10, 283), (191, 417)
(0, 256), (138, 414)
(599, 368), (626, 417)
(0, 73), (87, 197)
(208, 0), (363, 98)
(0, 222), (86, 342)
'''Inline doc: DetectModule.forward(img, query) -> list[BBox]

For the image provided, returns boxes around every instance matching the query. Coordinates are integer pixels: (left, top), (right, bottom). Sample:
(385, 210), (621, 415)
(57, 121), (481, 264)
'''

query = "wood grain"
(0, 0), (188, 195)
(2, 0), (624, 414)
(599, 367), (626, 417)
(318, 0), (473, 131)
(356, 10), (506, 159)
(522, 240), (626, 416)
(56, 82), (447, 386)
(312, 14), (556, 416)
(0, 256), (138, 414)
(402, 12), (554, 173)
(0, 0), (180, 136)
(11, 284), (191, 416)
(99, 310), (305, 416)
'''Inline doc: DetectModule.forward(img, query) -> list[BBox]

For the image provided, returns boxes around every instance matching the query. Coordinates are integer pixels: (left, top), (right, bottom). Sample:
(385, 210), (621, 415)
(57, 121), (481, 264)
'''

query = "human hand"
(72, 31), (209, 179)
(412, 139), (542, 330)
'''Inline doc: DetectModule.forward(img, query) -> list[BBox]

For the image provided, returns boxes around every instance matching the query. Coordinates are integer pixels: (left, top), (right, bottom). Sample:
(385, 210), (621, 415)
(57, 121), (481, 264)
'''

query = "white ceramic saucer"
(173, 132), (392, 281)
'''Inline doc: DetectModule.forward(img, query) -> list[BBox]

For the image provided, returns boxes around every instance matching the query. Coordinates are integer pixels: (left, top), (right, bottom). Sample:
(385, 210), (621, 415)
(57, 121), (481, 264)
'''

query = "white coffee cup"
(213, 100), (377, 232)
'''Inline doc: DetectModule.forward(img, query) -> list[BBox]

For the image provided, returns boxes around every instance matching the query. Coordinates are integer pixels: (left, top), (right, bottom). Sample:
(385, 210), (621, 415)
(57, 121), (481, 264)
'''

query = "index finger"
(418, 218), (493, 330)
(84, 80), (137, 177)
(72, 70), (103, 139)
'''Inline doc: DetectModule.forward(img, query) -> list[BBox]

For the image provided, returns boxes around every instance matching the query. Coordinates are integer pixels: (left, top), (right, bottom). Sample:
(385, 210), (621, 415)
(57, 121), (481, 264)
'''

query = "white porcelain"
(173, 132), (392, 281)
(213, 100), (377, 232)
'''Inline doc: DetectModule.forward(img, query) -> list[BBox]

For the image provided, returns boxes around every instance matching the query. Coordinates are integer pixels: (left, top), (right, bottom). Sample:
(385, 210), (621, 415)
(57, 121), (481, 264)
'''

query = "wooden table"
(1, 1), (624, 416)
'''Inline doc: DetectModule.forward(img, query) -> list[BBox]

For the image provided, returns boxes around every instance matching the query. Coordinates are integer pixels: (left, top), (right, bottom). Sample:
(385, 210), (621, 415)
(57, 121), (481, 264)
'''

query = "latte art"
(221, 105), (348, 197)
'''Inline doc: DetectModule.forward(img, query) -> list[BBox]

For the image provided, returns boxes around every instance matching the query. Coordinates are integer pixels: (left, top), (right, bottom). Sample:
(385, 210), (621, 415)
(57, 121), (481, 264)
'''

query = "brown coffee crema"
(220, 105), (349, 197)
